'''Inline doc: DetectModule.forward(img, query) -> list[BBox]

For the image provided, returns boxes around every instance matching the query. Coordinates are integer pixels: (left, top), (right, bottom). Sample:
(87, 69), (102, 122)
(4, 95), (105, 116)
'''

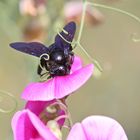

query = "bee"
(10, 22), (76, 78)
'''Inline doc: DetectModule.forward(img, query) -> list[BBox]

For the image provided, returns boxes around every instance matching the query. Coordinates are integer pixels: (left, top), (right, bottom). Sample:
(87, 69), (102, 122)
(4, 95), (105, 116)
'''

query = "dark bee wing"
(9, 42), (49, 57)
(55, 22), (76, 50)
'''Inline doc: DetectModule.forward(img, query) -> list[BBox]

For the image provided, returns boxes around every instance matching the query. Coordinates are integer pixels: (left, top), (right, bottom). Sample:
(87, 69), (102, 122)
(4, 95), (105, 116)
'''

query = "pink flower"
(67, 116), (128, 140)
(20, 0), (37, 16)
(19, 0), (46, 16)
(12, 99), (67, 140)
(12, 112), (128, 140)
(22, 56), (94, 101)
(64, 1), (104, 25)
(12, 109), (58, 140)
(25, 100), (66, 127)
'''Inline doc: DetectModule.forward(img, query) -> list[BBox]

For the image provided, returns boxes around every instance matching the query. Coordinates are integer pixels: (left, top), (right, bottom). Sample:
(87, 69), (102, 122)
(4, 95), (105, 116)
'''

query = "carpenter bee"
(10, 22), (76, 78)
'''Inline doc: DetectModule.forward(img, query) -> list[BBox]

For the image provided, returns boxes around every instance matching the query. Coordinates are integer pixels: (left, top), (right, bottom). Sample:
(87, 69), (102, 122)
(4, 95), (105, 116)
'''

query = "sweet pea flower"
(12, 98), (68, 139)
(67, 116), (128, 140)
(22, 56), (94, 101)
(12, 109), (59, 140)
(64, 1), (104, 25)
(12, 111), (128, 140)
(20, 0), (48, 41)
(19, 0), (46, 16)
(25, 99), (67, 127)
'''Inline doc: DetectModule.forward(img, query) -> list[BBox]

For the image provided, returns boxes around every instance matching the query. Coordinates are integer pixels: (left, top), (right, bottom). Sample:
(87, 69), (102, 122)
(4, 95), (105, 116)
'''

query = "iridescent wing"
(55, 22), (76, 50)
(9, 42), (49, 57)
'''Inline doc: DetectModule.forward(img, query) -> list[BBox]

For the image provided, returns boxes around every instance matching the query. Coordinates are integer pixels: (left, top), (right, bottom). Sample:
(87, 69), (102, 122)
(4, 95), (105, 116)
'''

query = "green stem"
(77, 0), (103, 72)
(77, 42), (103, 72)
(77, 1), (87, 42)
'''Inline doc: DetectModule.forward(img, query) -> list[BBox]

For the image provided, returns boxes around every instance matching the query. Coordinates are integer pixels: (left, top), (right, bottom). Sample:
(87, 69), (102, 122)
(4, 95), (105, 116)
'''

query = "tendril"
(56, 29), (78, 48)
(40, 53), (50, 61)
(38, 53), (50, 81)
(56, 26), (103, 72)
(77, 0), (87, 43)
(131, 33), (140, 42)
(86, 1), (140, 42)
(77, 0), (140, 72)
(47, 100), (68, 115)
(62, 124), (70, 130)
(77, 0), (103, 72)
(39, 53), (50, 70)
(56, 29), (72, 44)
(48, 100), (73, 127)
(40, 72), (49, 82)
(77, 42), (103, 72)
(55, 115), (71, 130)
(54, 115), (69, 123)
(0, 90), (17, 114)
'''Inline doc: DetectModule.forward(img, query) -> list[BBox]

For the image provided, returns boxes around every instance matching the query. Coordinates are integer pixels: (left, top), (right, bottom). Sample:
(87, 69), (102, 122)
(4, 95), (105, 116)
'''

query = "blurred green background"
(0, 0), (140, 139)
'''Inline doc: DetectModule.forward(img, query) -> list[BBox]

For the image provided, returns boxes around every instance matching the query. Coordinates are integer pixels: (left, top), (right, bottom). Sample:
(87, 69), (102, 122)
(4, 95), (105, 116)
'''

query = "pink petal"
(71, 56), (82, 73)
(25, 101), (53, 116)
(19, 0), (37, 16)
(67, 123), (87, 140)
(64, 1), (103, 20)
(22, 64), (93, 101)
(67, 116), (128, 140)
(12, 110), (26, 140)
(12, 109), (58, 140)
(64, 1), (83, 18)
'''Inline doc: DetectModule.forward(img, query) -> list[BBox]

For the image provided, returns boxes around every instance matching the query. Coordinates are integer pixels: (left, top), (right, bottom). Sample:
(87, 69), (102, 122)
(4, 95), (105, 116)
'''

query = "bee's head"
(40, 48), (74, 77)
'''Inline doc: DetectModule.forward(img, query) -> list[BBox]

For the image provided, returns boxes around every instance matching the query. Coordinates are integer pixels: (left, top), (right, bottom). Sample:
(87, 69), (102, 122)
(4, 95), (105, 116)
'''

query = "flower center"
(38, 99), (73, 139)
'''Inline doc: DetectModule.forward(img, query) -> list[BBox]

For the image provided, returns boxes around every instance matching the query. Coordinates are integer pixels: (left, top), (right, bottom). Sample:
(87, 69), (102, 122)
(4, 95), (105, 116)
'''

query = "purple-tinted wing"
(10, 42), (49, 57)
(55, 22), (76, 50)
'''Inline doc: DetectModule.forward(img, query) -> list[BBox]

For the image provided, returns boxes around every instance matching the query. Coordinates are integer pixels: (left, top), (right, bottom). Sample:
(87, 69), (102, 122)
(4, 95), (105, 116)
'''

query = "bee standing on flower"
(10, 22), (76, 79)
(10, 22), (94, 101)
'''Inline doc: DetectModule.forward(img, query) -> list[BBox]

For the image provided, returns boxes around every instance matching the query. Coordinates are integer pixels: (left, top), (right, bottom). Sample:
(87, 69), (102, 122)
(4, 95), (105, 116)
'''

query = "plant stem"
(78, 42), (103, 72)
(77, 1), (87, 43)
